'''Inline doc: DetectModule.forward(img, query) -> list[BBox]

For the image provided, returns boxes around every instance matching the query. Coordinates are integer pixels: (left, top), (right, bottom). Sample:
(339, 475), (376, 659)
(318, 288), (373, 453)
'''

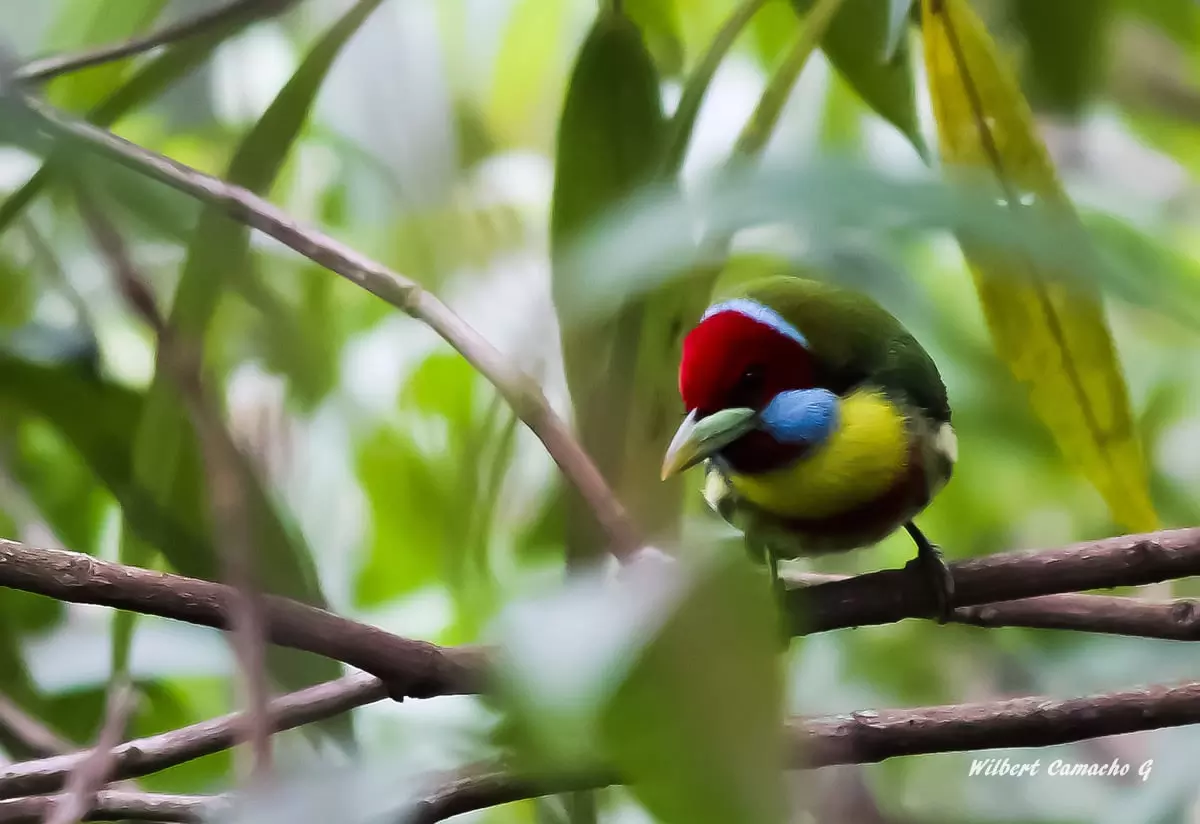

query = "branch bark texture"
(0, 539), (485, 699)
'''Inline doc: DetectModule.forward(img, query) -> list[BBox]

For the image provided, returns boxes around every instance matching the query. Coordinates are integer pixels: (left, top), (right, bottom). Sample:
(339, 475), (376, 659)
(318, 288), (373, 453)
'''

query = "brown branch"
(78, 192), (274, 777)
(11, 92), (640, 562)
(0, 531), (1191, 806)
(0, 791), (223, 823)
(13, 0), (295, 85)
(0, 539), (486, 702)
(44, 683), (136, 824)
(0, 529), (1194, 716)
(0, 673), (384, 800)
(0, 695), (71, 760)
(405, 768), (607, 824)
(405, 680), (1200, 820)
(787, 527), (1200, 634)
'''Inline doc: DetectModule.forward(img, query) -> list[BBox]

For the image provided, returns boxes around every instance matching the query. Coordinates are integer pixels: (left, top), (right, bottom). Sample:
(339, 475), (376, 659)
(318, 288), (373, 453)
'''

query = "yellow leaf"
(922, 0), (1158, 532)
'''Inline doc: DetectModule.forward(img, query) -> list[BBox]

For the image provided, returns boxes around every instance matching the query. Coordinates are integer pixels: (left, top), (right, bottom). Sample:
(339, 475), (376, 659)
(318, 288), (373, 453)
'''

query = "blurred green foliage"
(0, 0), (1199, 822)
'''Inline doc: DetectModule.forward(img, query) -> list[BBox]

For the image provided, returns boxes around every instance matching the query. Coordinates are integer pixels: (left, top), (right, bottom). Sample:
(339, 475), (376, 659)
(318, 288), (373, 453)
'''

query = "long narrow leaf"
(922, 0), (1158, 532)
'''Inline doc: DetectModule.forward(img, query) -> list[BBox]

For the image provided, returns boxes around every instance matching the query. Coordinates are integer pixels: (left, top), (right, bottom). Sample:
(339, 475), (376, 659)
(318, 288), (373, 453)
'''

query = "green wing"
(736, 275), (951, 424)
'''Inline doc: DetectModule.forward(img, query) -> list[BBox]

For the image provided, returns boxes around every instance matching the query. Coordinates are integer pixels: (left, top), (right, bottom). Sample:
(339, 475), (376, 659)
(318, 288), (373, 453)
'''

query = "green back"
(735, 276), (952, 424)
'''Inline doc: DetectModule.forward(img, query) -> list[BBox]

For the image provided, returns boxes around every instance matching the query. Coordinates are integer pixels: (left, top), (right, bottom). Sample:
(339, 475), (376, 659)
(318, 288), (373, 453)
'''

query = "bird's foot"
(904, 522), (956, 623)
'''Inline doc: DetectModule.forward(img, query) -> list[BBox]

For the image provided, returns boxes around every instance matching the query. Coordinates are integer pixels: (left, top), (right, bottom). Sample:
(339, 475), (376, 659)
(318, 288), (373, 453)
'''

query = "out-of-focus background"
(2, 0), (1200, 821)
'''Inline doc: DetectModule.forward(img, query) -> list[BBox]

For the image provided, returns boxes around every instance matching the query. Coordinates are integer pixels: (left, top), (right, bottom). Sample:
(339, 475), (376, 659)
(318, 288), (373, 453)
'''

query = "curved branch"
(8, 93), (641, 561)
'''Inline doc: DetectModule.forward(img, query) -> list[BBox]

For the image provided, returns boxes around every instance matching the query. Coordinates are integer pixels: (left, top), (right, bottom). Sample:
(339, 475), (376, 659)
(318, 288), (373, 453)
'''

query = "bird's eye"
(737, 365), (763, 394)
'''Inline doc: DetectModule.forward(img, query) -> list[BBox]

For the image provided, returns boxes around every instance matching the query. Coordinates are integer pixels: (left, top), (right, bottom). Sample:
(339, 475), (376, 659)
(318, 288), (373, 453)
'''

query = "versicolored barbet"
(660, 275), (958, 622)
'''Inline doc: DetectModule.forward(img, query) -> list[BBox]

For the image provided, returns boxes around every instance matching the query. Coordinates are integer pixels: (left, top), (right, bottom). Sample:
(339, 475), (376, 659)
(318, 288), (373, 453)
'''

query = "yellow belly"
(727, 388), (910, 519)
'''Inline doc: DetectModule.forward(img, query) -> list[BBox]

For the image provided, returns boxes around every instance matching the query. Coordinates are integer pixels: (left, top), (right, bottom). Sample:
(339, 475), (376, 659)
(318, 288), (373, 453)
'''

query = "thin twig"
(0, 674), (384, 800)
(77, 191), (274, 778)
(44, 682), (136, 824)
(0, 694), (71, 759)
(0, 790), (223, 823)
(13, 0), (293, 84)
(11, 92), (641, 562)
(729, 0), (847, 163)
(18, 220), (99, 343)
(784, 528), (1200, 633)
(785, 570), (1200, 639)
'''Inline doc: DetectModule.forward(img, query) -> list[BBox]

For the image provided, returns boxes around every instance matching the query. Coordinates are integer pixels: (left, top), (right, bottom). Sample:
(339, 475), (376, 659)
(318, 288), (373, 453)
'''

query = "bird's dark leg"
(904, 521), (955, 623)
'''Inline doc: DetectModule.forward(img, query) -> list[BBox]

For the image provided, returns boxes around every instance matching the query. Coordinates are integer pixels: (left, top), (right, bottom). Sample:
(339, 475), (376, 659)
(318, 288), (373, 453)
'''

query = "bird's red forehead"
(678, 304), (813, 413)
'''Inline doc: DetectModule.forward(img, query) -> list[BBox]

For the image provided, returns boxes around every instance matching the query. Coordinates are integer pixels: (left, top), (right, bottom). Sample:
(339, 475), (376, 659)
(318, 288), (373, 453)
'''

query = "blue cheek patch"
(760, 389), (839, 445)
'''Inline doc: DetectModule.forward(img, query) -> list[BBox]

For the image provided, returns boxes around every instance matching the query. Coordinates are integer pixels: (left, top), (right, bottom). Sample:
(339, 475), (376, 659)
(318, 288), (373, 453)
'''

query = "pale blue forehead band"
(701, 299), (809, 349)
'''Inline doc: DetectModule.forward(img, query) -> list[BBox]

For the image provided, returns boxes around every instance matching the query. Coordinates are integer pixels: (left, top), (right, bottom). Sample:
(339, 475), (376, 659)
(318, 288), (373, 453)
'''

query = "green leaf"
(1011, 0), (1112, 115)
(488, 0), (572, 148)
(0, 2), (282, 239)
(922, 0), (1158, 532)
(602, 554), (786, 824)
(791, 0), (925, 154)
(0, 353), (205, 559)
(1124, 0), (1200, 48)
(43, 0), (169, 112)
(119, 0), (385, 726)
(354, 353), (501, 625)
(494, 551), (787, 824)
(626, 0), (687, 76)
(0, 254), (35, 328)
(550, 10), (669, 563)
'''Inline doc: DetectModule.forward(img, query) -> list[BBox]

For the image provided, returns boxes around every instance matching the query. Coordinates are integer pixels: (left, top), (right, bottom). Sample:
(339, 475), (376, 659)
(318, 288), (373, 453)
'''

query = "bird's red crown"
(679, 301), (814, 416)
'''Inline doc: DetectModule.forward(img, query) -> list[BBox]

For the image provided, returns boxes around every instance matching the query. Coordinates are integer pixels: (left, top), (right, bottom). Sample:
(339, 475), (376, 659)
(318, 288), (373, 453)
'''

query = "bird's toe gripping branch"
(904, 521), (956, 623)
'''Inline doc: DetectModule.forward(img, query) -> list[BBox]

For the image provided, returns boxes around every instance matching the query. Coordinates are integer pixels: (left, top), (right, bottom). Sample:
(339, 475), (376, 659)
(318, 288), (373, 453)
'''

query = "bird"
(659, 273), (958, 621)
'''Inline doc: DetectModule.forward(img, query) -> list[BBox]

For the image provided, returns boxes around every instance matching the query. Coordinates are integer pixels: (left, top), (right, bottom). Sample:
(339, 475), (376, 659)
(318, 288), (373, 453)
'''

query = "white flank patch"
(703, 468), (730, 513)
(935, 422), (959, 465)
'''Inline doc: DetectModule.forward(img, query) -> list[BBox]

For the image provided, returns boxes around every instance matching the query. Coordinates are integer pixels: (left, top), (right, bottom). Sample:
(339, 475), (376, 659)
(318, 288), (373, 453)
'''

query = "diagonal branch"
(0, 539), (486, 702)
(6, 92), (641, 562)
(0, 694), (72, 760)
(0, 674), (384, 800)
(13, 0), (297, 85)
